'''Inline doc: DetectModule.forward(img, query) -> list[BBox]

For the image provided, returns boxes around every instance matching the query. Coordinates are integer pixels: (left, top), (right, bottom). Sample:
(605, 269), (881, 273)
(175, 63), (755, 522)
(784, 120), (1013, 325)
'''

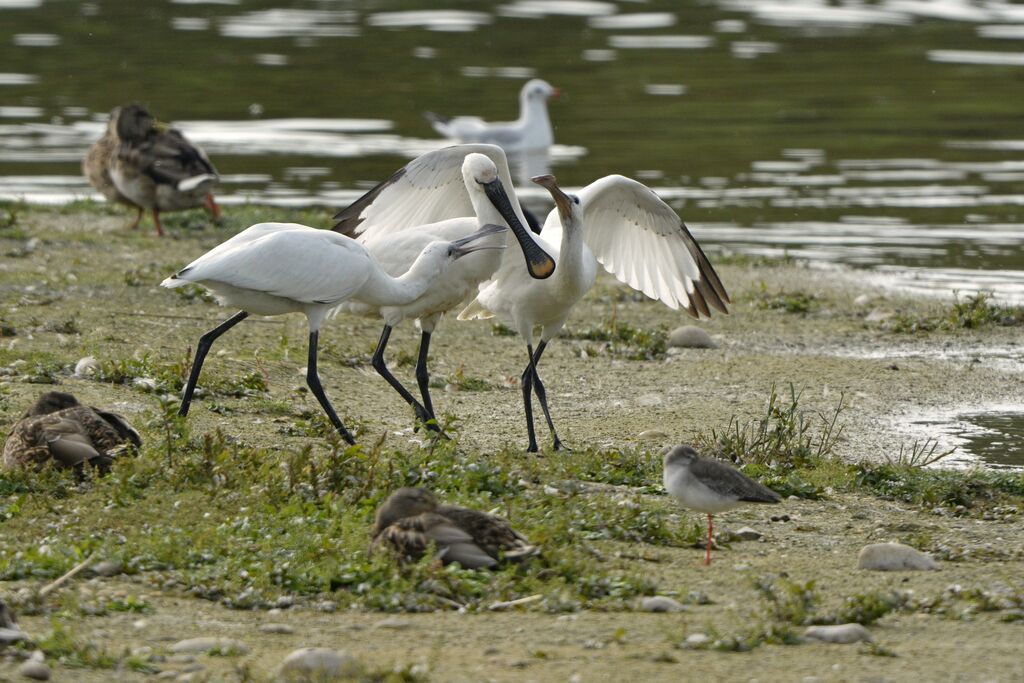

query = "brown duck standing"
(1, 391), (141, 473)
(83, 103), (220, 236)
(370, 487), (538, 569)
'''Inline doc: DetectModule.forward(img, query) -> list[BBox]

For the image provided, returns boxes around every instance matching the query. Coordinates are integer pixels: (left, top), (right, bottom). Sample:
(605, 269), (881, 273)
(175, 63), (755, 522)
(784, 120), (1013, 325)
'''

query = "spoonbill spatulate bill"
(84, 103), (219, 237)
(162, 222), (506, 444)
(425, 79), (560, 152)
(662, 445), (781, 565)
(459, 174), (730, 452)
(332, 145), (554, 432)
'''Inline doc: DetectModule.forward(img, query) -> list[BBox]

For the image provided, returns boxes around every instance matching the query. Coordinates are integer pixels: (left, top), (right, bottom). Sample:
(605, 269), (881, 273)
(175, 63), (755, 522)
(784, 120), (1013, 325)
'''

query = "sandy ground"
(0, 210), (1022, 682)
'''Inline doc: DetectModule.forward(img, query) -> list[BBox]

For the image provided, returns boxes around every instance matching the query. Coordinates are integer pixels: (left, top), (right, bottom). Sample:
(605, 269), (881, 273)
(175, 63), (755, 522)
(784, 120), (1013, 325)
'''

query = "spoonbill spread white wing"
(538, 175), (730, 317)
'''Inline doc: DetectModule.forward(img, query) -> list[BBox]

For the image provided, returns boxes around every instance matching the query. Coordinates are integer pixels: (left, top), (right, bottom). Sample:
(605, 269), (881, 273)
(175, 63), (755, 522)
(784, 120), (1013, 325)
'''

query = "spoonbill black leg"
(305, 330), (355, 445)
(415, 331), (437, 421)
(529, 340), (566, 451)
(371, 326), (442, 434)
(179, 310), (249, 417)
(521, 344), (541, 452)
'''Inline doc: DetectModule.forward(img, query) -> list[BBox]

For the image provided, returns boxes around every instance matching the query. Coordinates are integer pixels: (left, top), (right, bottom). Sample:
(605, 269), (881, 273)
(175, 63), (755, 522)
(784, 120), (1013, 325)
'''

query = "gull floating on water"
(332, 145), (554, 432)
(162, 222), (506, 444)
(83, 103), (220, 236)
(459, 174), (729, 452)
(371, 487), (538, 569)
(662, 445), (781, 565)
(425, 79), (560, 152)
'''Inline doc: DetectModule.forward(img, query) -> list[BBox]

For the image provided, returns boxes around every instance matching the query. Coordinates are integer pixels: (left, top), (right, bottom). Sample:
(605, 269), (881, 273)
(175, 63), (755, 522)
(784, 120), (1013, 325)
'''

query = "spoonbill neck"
(357, 250), (447, 307)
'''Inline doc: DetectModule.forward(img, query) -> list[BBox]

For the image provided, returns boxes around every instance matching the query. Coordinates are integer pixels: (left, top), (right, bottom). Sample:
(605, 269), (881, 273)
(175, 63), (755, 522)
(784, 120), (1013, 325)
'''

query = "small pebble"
(770, 514), (791, 522)
(803, 623), (872, 644)
(259, 623), (295, 635)
(684, 633), (711, 647)
(372, 617), (413, 630)
(73, 356), (98, 377)
(857, 542), (938, 571)
(640, 596), (684, 613)
(90, 560), (123, 577)
(638, 429), (668, 441)
(279, 647), (363, 682)
(732, 526), (763, 541)
(170, 637), (249, 655)
(17, 660), (51, 681)
(668, 325), (718, 349)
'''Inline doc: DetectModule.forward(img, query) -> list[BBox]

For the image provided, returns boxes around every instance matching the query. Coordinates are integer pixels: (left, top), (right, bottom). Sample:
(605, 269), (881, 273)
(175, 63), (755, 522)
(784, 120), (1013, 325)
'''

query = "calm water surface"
(1, 0), (1023, 305)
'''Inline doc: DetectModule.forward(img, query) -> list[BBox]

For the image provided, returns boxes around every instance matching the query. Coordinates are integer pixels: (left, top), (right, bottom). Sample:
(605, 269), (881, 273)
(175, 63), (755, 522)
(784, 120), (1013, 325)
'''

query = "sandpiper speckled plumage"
(1, 391), (141, 473)
(370, 487), (538, 569)
(662, 445), (781, 565)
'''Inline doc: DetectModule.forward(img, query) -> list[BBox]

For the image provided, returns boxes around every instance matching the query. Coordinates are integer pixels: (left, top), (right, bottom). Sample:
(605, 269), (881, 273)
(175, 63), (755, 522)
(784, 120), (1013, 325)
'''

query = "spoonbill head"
(464, 153), (555, 280)
(531, 174), (579, 226)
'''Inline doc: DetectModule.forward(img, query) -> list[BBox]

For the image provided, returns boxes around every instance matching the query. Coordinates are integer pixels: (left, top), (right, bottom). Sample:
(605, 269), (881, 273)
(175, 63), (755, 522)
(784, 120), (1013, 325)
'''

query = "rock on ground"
(858, 542), (938, 571)
(170, 637), (249, 655)
(803, 623), (873, 644)
(279, 647), (363, 682)
(17, 660), (52, 681)
(640, 596), (685, 613)
(668, 325), (718, 349)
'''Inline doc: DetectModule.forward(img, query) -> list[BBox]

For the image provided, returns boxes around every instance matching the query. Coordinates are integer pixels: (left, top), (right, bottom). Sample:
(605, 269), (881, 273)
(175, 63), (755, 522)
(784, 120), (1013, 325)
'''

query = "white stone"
(638, 429), (668, 441)
(17, 660), (51, 681)
(170, 637), (249, 655)
(640, 596), (684, 613)
(259, 623), (295, 634)
(73, 356), (98, 377)
(668, 326), (718, 349)
(803, 623), (873, 644)
(733, 526), (763, 541)
(0, 626), (27, 645)
(857, 542), (938, 571)
(278, 647), (362, 682)
(685, 633), (711, 647)
(372, 617), (413, 630)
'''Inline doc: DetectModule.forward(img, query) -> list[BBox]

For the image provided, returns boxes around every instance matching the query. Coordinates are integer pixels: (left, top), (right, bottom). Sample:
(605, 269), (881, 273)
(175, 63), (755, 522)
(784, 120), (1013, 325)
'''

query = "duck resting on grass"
(162, 222), (507, 445)
(1, 391), (141, 474)
(83, 103), (220, 236)
(662, 445), (781, 565)
(370, 487), (538, 569)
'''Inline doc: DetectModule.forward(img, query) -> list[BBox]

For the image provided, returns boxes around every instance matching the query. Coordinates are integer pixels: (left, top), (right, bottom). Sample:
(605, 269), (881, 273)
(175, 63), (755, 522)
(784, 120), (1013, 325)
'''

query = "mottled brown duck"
(370, 487), (538, 569)
(2, 391), (141, 474)
(83, 103), (220, 236)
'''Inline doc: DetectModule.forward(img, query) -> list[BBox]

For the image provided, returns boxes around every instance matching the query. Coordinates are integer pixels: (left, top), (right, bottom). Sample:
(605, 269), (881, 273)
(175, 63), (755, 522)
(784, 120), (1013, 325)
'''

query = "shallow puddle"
(913, 410), (1024, 470)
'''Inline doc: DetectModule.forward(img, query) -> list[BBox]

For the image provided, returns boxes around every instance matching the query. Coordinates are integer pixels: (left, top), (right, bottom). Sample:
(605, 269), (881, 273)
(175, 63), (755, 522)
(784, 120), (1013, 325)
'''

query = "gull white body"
(427, 79), (559, 151)
(460, 175), (730, 451)
(331, 146), (554, 426)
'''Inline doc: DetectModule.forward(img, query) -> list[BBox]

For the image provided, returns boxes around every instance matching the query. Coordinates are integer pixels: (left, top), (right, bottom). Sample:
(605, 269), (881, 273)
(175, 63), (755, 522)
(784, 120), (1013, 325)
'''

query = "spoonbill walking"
(332, 146), (554, 431)
(460, 174), (730, 452)
(425, 79), (560, 152)
(162, 222), (506, 444)
(663, 445), (781, 565)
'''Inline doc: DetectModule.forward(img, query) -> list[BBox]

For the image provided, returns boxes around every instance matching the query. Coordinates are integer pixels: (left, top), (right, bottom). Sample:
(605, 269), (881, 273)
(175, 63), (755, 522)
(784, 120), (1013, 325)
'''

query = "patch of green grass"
(564, 319), (667, 361)
(430, 366), (493, 391)
(882, 291), (1024, 334)
(828, 590), (907, 625)
(853, 462), (1024, 509)
(754, 575), (817, 625)
(696, 383), (846, 472)
(755, 286), (817, 314)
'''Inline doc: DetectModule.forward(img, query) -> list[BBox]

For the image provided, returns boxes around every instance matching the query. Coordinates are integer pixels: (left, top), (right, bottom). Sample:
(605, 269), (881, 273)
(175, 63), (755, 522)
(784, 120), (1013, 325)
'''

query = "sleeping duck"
(370, 487), (538, 569)
(83, 103), (220, 236)
(2, 391), (141, 474)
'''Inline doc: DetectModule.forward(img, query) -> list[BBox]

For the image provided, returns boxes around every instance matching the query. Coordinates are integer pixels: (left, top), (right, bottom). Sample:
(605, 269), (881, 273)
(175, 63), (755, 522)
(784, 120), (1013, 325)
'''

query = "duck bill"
(482, 178), (556, 280)
(531, 174), (572, 221)
(450, 223), (508, 259)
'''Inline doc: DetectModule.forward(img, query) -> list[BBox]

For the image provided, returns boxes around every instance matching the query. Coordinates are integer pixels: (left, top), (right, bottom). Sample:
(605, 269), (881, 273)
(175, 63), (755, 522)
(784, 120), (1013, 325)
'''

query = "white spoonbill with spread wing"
(459, 174), (730, 452)
(332, 146), (554, 433)
(162, 222), (506, 444)
(425, 79), (560, 152)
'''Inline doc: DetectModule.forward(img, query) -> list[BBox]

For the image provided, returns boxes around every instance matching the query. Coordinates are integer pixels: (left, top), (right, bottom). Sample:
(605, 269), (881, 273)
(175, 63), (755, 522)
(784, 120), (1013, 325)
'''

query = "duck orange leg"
(705, 513), (713, 566)
(127, 207), (143, 230)
(151, 209), (165, 237)
(204, 193), (221, 219)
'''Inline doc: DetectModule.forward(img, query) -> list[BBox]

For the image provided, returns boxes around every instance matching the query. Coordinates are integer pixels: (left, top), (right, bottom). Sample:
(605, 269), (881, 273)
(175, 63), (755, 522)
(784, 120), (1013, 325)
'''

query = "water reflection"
(908, 409), (1024, 470)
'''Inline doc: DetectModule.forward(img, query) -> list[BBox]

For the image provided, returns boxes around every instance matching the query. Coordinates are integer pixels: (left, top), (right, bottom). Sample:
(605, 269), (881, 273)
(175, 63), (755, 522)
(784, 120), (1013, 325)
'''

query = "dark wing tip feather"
(679, 220), (731, 308)
(332, 166), (407, 236)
